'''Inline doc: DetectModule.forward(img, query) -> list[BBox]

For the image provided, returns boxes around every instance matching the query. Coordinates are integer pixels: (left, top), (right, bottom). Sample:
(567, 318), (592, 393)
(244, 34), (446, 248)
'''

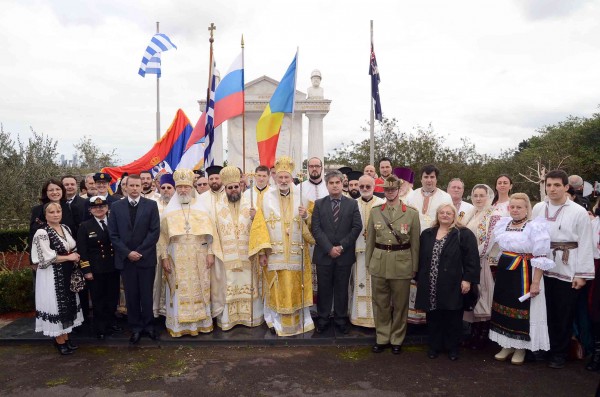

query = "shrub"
(0, 268), (34, 313)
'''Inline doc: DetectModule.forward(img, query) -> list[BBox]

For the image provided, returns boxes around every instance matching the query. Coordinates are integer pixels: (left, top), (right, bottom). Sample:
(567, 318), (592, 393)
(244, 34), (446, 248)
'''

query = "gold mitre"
(220, 166), (241, 186)
(382, 175), (403, 189)
(173, 168), (194, 187)
(274, 156), (295, 175)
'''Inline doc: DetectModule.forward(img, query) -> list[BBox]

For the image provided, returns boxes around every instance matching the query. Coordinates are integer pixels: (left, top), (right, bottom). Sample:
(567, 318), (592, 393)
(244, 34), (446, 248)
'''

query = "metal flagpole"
(207, 23), (216, 104)
(242, 35), (246, 173)
(298, 169), (306, 335)
(369, 20), (375, 166)
(288, 48), (299, 160)
(248, 172), (255, 327)
(156, 21), (161, 141)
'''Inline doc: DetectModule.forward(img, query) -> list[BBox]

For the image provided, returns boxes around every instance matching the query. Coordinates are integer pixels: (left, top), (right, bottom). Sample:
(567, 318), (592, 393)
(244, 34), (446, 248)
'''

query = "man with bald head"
(568, 174), (590, 210)
(364, 165), (378, 179)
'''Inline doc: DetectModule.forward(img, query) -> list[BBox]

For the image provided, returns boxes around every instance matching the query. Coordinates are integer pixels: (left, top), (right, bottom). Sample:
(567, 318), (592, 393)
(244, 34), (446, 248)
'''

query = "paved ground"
(0, 343), (598, 396)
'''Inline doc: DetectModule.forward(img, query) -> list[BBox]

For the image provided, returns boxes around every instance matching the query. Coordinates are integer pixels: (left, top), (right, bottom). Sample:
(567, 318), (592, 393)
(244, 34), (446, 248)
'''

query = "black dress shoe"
(336, 324), (350, 335)
(427, 349), (439, 359)
(372, 344), (388, 353)
(391, 345), (402, 355)
(54, 341), (73, 355)
(315, 324), (329, 334)
(65, 340), (79, 351)
(147, 330), (158, 341)
(129, 332), (142, 344)
(448, 349), (459, 361)
(97, 333), (106, 340)
(548, 355), (566, 369)
(109, 325), (124, 333)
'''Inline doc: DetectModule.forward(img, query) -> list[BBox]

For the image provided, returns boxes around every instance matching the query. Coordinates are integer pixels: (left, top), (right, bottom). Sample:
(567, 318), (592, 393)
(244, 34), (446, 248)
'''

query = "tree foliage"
(0, 125), (117, 224)
(326, 111), (600, 203)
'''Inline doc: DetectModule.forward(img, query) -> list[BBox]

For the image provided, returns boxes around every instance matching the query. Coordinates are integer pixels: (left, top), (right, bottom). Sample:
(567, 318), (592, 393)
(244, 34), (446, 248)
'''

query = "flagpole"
(207, 23), (216, 104)
(369, 20), (375, 166)
(288, 48), (299, 162)
(242, 35), (246, 173)
(156, 21), (161, 141)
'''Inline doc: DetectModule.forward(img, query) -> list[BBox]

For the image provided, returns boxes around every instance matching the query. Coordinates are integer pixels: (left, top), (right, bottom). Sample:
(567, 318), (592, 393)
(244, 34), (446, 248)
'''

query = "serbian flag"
(256, 52), (297, 168)
(102, 109), (193, 181)
(178, 53), (244, 169)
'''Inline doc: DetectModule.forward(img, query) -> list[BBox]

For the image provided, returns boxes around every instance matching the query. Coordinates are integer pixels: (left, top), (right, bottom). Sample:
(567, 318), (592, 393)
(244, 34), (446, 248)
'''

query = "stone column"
(306, 113), (325, 165)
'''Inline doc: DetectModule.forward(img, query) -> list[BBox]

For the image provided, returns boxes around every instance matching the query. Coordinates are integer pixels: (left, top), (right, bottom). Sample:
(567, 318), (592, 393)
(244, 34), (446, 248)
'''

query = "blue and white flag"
(138, 33), (177, 78)
(203, 59), (217, 167)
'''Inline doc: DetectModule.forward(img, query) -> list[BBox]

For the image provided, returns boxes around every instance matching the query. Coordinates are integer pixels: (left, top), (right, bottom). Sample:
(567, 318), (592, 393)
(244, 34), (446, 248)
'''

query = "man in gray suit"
(311, 170), (363, 334)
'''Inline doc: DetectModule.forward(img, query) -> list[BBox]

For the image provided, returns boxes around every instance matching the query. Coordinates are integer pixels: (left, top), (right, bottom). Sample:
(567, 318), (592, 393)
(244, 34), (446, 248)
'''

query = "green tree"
(74, 136), (119, 172)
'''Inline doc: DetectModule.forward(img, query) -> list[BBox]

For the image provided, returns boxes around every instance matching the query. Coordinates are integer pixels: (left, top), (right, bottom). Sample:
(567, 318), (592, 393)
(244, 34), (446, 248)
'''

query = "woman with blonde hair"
(462, 184), (496, 349)
(416, 203), (480, 360)
(489, 193), (554, 365)
(32, 202), (83, 355)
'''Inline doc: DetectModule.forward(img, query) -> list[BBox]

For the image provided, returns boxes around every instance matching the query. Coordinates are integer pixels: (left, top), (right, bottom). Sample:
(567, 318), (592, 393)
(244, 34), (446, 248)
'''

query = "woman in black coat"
(415, 203), (480, 361)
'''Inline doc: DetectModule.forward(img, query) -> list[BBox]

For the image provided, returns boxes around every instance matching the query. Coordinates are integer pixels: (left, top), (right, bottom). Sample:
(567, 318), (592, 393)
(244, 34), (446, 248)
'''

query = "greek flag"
(203, 59), (217, 166)
(138, 33), (177, 78)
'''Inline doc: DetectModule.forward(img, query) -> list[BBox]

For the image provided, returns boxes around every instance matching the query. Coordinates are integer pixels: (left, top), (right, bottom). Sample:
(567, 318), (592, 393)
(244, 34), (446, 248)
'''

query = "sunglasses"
(160, 186), (173, 190)
(358, 185), (372, 189)
(196, 183), (208, 186)
(226, 185), (240, 190)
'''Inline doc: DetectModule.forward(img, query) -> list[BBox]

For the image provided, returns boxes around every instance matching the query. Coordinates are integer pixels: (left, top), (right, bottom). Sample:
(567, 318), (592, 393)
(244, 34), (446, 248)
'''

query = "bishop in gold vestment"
(157, 169), (223, 337)
(249, 157), (314, 336)
(212, 166), (264, 330)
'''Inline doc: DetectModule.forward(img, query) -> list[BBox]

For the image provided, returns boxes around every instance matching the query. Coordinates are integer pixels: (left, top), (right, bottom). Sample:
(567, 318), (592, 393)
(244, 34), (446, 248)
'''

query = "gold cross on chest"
(266, 212), (280, 229)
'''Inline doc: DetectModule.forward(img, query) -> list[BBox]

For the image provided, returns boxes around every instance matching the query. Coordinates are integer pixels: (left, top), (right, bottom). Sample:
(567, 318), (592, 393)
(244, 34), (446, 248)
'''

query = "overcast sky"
(1, 0), (599, 165)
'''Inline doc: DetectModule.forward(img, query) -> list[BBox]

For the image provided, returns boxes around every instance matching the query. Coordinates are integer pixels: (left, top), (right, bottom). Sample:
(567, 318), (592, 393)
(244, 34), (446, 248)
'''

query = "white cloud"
(1, 0), (600, 166)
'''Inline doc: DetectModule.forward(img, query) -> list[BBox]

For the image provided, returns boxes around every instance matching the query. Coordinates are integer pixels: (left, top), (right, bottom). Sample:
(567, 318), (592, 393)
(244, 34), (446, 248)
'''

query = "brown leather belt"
(375, 242), (411, 252)
(550, 242), (578, 265)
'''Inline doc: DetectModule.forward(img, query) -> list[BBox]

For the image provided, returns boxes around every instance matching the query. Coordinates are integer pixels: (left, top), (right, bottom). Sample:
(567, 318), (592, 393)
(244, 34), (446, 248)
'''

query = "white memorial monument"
(198, 71), (331, 171)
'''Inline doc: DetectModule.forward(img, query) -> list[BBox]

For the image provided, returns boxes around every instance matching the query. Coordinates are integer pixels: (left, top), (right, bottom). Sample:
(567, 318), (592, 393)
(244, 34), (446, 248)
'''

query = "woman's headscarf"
(464, 184), (494, 233)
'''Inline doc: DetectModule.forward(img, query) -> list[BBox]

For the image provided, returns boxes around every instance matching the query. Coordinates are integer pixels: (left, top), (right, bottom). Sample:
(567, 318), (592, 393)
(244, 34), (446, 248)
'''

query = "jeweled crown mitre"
(173, 168), (194, 187)
(274, 156), (295, 175)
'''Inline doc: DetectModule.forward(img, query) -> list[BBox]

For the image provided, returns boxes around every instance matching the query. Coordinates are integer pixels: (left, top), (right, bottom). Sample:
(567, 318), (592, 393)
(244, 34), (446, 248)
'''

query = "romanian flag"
(256, 52), (297, 168)
(102, 109), (193, 181)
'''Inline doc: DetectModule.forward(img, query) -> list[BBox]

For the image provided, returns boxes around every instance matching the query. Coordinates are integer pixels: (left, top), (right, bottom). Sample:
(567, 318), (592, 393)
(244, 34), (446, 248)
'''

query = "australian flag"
(370, 42), (383, 122)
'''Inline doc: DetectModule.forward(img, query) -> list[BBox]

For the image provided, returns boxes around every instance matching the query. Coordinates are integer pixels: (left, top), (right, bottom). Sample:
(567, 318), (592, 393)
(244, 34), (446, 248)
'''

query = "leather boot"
(473, 321), (490, 350)
(586, 341), (600, 371)
(464, 322), (480, 349)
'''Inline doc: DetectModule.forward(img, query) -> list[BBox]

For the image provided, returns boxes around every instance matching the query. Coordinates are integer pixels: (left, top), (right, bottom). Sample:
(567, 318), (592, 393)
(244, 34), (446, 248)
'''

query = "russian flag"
(179, 53), (245, 169)
(102, 109), (193, 181)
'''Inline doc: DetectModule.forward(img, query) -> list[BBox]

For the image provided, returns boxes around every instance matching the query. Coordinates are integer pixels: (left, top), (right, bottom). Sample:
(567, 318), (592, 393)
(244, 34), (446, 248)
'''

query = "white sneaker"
(494, 347), (515, 361)
(511, 349), (526, 365)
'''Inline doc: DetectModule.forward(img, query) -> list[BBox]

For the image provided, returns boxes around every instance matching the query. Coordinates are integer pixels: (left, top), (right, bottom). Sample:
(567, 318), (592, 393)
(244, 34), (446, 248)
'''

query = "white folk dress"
(32, 226), (83, 337)
(488, 217), (554, 351)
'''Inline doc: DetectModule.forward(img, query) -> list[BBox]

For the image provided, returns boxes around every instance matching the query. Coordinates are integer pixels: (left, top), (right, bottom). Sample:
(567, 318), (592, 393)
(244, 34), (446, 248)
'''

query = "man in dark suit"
(77, 196), (122, 340)
(108, 174), (160, 344)
(311, 170), (363, 334)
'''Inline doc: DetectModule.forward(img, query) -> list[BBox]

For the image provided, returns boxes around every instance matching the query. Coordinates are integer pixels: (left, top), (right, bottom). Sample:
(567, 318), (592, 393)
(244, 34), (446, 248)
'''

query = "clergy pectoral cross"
(184, 221), (191, 234)
(266, 212), (279, 230)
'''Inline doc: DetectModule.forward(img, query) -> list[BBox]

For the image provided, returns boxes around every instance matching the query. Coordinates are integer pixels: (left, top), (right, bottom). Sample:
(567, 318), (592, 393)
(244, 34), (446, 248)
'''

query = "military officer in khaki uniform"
(365, 175), (420, 354)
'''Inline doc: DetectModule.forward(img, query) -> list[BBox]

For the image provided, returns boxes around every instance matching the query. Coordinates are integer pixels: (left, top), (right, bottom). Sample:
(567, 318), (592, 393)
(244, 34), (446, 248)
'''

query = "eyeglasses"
(197, 183), (208, 186)
(160, 186), (173, 190)
(226, 185), (240, 190)
(359, 185), (372, 189)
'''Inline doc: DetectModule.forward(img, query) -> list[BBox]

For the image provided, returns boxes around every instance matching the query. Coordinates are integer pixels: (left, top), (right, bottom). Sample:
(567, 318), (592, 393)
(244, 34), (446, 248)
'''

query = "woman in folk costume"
(462, 184), (496, 350)
(249, 156), (314, 336)
(158, 168), (224, 337)
(489, 193), (554, 365)
(32, 201), (84, 355)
